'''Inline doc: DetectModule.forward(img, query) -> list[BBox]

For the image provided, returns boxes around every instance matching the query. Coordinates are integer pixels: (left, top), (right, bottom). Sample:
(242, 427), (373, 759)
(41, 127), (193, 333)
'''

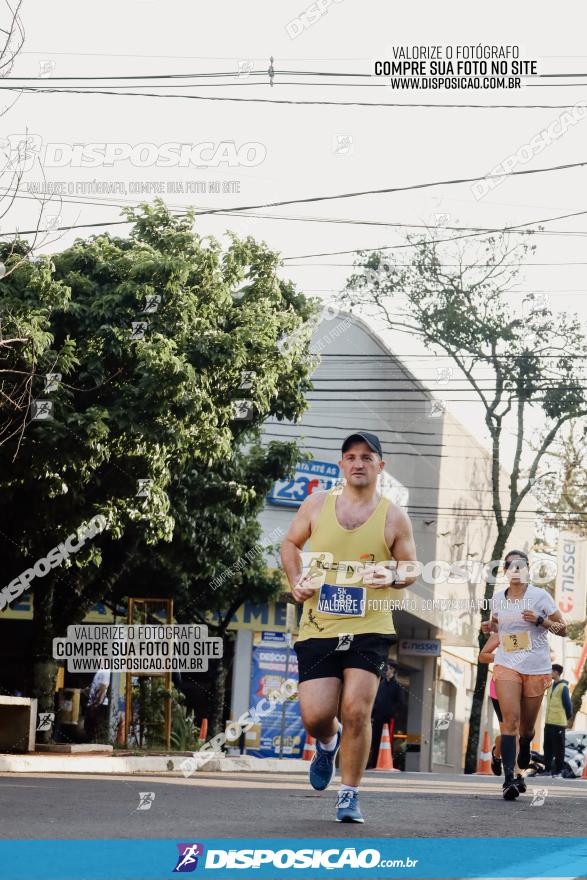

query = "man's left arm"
(562, 684), (573, 722)
(387, 507), (418, 589)
(363, 506), (418, 589)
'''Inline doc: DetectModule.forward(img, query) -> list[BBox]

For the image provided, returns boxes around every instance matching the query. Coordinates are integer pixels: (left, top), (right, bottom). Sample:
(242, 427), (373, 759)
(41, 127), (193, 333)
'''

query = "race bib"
(317, 585), (366, 617)
(502, 631), (531, 653)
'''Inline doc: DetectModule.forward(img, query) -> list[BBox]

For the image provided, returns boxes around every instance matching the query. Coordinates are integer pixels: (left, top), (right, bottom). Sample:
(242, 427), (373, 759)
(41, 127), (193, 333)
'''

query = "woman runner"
(481, 549), (567, 800)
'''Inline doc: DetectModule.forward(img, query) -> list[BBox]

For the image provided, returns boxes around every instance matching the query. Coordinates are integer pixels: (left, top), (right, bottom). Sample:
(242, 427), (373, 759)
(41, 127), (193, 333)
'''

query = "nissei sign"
(556, 532), (587, 622)
(268, 460), (340, 508)
(399, 638), (441, 657)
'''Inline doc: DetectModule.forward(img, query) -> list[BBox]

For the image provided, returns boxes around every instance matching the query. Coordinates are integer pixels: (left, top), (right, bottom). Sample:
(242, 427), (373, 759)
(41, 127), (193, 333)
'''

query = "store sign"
(399, 638), (441, 657)
(556, 532), (587, 622)
(247, 631), (304, 759)
(268, 460), (340, 508)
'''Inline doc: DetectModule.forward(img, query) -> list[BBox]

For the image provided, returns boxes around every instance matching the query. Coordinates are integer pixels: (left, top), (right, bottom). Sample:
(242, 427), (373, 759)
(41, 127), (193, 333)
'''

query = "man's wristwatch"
(535, 615), (545, 627)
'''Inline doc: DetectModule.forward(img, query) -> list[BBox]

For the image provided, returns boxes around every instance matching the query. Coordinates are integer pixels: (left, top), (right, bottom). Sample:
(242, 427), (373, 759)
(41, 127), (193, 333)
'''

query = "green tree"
(342, 230), (587, 773)
(112, 438), (303, 736)
(0, 240), (71, 450)
(0, 200), (314, 724)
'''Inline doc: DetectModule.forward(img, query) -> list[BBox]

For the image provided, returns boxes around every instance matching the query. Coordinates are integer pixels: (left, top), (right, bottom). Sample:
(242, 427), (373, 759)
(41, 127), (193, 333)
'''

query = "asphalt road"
(1, 770), (587, 839)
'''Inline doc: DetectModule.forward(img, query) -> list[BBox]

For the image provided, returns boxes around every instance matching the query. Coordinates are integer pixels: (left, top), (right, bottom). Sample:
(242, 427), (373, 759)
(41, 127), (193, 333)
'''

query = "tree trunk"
(32, 659), (59, 743)
(32, 583), (58, 744)
(464, 532), (509, 774)
(463, 631), (490, 774)
(208, 654), (227, 739)
(571, 656), (587, 722)
(138, 677), (148, 748)
(204, 602), (242, 739)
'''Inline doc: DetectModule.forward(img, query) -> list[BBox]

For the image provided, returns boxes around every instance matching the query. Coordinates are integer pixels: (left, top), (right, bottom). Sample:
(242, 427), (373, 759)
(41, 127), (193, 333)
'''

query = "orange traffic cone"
(199, 718), (208, 741)
(375, 723), (399, 771)
(476, 730), (492, 775)
(582, 755), (587, 779)
(302, 734), (316, 761)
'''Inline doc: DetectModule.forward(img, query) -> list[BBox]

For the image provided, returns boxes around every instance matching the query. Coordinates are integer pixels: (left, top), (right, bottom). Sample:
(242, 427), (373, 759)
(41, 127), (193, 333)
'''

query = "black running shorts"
(294, 633), (394, 683)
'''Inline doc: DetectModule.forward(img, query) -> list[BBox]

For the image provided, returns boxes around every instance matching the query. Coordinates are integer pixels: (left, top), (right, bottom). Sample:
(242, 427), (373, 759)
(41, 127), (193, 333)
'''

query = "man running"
(280, 431), (417, 823)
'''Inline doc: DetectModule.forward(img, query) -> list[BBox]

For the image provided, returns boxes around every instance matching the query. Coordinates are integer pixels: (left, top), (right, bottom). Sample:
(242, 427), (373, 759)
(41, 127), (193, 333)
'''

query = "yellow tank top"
(296, 490), (396, 641)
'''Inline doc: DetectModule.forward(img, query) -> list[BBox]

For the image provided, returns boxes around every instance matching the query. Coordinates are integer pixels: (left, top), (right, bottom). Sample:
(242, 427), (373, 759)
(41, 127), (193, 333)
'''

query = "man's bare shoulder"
(385, 502), (411, 529)
(299, 489), (331, 515)
(384, 501), (413, 547)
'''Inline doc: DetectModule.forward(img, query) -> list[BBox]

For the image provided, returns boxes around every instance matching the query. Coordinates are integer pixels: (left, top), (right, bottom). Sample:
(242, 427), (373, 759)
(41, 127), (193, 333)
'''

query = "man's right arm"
(280, 494), (322, 603)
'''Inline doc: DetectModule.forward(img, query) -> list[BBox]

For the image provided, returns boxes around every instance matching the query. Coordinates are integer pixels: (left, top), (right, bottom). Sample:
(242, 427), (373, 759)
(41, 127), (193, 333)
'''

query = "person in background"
(85, 669), (111, 742)
(367, 662), (403, 768)
(543, 663), (572, 777)
(479, 632), (503, 775)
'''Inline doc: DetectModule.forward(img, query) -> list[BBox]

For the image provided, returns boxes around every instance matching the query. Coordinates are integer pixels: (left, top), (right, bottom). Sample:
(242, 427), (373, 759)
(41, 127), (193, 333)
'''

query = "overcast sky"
(6, 0), (587, 468)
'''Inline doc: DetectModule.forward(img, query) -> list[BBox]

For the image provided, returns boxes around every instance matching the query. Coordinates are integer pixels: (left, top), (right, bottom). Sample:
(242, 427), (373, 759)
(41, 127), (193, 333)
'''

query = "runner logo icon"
(173, 843), (204, 872)
(335, 633), (354, 651)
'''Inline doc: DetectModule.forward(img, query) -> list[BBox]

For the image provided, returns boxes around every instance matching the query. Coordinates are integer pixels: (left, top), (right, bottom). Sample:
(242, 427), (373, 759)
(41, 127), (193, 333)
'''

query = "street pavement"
(1, 770), (587, 839)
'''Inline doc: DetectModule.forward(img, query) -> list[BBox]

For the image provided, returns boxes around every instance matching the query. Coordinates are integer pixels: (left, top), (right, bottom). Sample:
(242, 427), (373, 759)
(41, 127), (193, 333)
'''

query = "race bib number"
(317, 585), (366, 617)
(502, 631), (531, 653)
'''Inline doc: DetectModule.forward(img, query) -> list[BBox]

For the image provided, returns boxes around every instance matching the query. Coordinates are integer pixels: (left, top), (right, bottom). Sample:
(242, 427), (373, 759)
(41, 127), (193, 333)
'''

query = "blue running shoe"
(336, 790), (364, 823)
(309, 726), (342, 791)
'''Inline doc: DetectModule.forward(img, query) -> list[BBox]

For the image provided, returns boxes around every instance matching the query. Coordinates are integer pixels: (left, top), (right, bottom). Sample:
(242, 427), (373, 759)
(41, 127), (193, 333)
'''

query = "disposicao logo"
(197, 847), (383, 870)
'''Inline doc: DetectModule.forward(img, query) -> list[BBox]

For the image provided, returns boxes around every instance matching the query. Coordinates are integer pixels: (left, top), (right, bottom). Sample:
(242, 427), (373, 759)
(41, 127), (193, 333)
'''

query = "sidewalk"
(0, 751), (306, 776)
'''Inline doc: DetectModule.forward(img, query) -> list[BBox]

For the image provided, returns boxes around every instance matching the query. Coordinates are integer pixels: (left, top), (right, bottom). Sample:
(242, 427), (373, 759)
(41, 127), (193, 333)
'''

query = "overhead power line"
(3, 164), (587, 240)
(9, 84), (587, 109)
(318, 353), (587, 359)
(11, 68), (587, 82)
(6, 81), (581, 91)
(303, 396), (576, 404)
(308, 383), (587, 391)
(8, 188), (587, 237)
(8, 188), (587, 245)
(282, 208), (587, 260)
(39, 159), (587, 216)
(264, 419), (488, 438)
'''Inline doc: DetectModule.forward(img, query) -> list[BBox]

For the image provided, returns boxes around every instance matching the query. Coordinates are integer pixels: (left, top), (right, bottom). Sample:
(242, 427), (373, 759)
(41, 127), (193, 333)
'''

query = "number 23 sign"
(268, 460), (340, 508)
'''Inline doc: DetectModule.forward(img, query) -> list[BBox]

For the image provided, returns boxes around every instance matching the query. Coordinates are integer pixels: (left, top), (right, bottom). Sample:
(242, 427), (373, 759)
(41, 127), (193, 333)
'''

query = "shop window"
(432, 680), (455, 766)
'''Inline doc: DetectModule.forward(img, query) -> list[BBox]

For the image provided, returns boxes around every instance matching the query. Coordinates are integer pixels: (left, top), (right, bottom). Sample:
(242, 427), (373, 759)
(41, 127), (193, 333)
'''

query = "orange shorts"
(493, 665), (552, 697)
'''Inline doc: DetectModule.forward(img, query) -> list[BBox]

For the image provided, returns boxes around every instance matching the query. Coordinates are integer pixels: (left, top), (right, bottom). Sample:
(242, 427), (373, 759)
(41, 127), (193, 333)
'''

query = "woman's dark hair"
(503, 549), (529, 571)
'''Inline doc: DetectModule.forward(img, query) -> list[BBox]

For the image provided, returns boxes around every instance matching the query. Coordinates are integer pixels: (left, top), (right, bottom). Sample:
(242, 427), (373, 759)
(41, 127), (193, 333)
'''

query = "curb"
(0, 753), (307, 776)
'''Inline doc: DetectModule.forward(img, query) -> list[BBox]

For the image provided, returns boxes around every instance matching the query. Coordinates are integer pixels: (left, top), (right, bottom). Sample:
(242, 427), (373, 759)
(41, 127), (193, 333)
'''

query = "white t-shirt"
(491, 584), (557, 675)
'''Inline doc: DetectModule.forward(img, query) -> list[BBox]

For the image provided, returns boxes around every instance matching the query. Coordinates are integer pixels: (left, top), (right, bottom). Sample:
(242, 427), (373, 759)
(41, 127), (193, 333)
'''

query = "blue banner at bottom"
(0, 838), (586, 879)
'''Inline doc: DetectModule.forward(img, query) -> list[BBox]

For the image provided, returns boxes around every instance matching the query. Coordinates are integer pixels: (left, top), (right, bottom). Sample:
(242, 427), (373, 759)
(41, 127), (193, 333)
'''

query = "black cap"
(341, 431), (383, 457)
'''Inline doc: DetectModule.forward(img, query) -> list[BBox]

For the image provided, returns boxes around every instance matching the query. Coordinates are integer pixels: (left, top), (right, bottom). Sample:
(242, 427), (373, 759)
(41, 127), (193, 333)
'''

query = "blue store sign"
(268, 460), (340, 508)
